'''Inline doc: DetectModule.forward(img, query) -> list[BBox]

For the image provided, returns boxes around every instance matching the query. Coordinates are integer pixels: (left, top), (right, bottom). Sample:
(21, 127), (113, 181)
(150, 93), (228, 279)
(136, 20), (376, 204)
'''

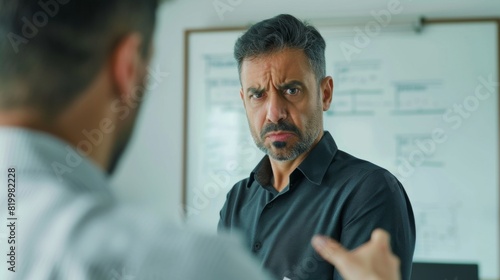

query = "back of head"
(0, 0), (158, 119)
(234, 14), (326, 84)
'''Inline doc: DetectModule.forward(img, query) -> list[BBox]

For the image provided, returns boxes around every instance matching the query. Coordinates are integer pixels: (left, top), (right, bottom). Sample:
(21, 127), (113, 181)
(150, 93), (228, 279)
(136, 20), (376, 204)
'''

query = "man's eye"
(285, 88), (300, 95)
(251, 92), (263, 99)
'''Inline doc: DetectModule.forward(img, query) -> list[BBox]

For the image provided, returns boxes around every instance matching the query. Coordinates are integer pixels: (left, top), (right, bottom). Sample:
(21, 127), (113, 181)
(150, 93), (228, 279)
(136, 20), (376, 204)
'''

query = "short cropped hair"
(234, 14), (326, 84)
(0, 0), (158, 117)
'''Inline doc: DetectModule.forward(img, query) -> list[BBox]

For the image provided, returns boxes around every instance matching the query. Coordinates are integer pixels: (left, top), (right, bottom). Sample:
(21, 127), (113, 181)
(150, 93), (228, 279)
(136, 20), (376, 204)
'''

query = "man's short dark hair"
(0, 0), (158, 118)
(234, 14), (326, 84)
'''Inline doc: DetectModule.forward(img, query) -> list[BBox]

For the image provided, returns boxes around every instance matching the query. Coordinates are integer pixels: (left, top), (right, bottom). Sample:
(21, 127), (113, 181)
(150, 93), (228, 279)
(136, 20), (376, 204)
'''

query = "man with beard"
(218, 14), (416, 280)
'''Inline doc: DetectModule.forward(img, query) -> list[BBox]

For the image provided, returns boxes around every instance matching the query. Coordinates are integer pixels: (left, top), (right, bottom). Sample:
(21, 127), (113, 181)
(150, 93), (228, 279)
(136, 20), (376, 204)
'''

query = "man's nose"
(266, 92), (287, 124)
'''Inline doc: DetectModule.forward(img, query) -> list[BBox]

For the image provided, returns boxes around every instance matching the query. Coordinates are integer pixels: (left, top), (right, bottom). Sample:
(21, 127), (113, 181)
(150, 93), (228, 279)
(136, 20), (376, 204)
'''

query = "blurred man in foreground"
(0, 1), (270, 278)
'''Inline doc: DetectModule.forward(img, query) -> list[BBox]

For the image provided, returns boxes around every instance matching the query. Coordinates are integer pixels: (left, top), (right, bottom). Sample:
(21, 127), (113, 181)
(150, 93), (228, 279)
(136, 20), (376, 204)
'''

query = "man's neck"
(269, 154), (307, 192)
(269, 131), (323, 192)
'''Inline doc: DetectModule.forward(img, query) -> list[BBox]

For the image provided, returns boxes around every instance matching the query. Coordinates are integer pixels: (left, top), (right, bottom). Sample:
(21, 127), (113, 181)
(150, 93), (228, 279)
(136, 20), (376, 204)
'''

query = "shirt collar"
(248, 131), (338, 188)
(0, 127), (111, 194)
(296, 131), (338, 185)
(248, 155), (273, 188)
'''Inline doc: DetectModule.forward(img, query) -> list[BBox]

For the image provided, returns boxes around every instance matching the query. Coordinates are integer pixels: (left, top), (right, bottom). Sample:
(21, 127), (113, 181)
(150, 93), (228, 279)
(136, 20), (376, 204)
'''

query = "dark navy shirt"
(218, 131), (416, 280)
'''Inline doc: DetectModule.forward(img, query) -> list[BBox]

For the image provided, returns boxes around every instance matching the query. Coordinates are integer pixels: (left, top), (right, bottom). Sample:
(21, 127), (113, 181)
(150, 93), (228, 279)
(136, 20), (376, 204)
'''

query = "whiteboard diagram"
(393, 80), (447, 115)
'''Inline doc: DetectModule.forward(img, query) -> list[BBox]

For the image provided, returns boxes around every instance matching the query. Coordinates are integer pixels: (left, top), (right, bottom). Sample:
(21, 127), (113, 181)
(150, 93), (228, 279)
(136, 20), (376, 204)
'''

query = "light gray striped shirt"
(0, 127), (271, 280)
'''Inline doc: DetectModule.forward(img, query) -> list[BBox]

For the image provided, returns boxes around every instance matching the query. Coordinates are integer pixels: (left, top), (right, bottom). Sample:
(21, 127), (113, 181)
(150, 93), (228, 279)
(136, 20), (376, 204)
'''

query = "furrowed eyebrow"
(277, 80), (306, 91)
(245, 81), (305, 95)
(246, 87), (265, 95)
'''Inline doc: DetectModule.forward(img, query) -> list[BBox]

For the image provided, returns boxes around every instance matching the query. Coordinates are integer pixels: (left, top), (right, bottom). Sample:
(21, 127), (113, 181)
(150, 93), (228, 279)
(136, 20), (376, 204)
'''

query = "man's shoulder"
(329, 149), (401, 191)
(332, 149), (389, 175)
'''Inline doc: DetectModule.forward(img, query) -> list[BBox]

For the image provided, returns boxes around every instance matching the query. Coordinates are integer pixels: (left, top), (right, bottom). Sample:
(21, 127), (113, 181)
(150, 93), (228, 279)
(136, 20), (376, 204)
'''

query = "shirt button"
(266, 202), (274, 209)
(254, 242), (262, 251)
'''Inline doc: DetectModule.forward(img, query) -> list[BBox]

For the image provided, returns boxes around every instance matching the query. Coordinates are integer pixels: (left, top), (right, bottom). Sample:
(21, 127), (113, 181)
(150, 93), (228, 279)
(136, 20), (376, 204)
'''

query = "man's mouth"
(266, 131), (295, 142)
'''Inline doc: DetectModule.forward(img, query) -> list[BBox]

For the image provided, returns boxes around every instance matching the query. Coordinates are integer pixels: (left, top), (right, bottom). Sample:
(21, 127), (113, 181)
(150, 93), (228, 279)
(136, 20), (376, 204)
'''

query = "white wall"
(110, 0), (500, 223)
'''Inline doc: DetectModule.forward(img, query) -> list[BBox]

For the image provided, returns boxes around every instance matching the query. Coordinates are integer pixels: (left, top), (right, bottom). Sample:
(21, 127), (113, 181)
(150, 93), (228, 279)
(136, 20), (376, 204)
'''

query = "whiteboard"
(184, 21), (499, 279)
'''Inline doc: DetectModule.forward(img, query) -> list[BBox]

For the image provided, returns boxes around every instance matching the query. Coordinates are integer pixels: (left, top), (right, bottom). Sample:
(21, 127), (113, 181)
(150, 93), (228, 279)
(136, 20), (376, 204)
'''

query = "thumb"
(371, 229), (391, 250)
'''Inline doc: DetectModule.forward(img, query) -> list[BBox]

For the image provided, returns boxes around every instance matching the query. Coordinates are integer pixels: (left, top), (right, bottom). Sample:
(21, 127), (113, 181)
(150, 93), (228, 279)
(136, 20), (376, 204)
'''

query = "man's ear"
(321, 76), (334, 111)
(110, 33), (143, 101)
(240, 88), (245, 104)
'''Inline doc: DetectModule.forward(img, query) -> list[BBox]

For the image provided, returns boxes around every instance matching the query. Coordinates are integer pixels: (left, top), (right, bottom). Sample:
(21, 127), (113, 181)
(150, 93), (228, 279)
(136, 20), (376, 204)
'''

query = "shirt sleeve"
(335, 169), (416, 280)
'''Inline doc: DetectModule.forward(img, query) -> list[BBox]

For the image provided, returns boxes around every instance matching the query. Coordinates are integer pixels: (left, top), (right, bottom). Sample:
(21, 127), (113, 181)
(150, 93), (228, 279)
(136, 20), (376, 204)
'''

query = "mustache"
(260, 121), (301, 139)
